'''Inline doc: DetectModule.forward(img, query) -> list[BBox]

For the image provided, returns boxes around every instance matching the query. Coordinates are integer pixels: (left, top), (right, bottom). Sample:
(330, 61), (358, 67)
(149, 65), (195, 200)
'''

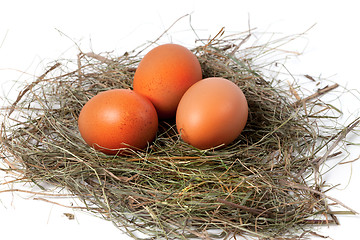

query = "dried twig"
(83, 52), (112, 64)
(280, 179), (358, 214)
(293, 83), (339, 107)
(8, 62), (61, 116)
(217, 198), (271, 217)
(315, 118), (360, 166)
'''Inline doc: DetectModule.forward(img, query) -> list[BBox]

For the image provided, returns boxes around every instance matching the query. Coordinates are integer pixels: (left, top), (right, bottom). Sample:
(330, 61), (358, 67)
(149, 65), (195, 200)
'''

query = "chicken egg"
(176, 77), (248, 150)
(78, 89), (158, 155)
(133, 43), (202, 119)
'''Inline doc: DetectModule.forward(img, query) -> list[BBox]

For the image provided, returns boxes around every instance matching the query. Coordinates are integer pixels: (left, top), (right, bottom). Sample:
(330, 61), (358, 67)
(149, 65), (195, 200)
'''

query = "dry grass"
(1, 26), (359, 239)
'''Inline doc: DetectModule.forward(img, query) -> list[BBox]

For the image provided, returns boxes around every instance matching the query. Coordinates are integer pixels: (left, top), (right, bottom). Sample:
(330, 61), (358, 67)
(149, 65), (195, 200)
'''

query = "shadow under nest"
(1, 35), (356, 240)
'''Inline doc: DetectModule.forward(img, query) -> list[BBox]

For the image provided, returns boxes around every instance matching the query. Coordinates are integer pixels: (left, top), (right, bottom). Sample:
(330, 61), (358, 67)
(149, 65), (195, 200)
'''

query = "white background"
(1, 0), (360, 239)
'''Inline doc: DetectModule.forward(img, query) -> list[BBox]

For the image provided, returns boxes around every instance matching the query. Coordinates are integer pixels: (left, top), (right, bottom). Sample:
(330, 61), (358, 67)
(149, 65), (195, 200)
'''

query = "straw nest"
(1, 27), (359, 239)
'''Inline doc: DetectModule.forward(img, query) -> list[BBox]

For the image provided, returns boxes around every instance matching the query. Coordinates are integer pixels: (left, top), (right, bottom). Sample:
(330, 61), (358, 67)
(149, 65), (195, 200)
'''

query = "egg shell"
(133, 43), (202, 119)
(176, 77), (248, 150)
(78, 89), (158, 155)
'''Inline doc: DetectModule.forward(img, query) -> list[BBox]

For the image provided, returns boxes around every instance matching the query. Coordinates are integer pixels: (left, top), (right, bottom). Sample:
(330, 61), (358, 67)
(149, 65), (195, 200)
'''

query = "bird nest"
(1, 27), (359, 239)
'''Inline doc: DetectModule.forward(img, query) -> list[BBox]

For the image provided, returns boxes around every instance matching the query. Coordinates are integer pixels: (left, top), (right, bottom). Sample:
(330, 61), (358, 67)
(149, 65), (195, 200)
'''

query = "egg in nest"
(133, 43), (202, 119)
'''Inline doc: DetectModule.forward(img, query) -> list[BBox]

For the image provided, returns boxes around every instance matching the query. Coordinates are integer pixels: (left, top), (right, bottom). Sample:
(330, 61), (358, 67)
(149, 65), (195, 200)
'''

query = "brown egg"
(78, 89), (158, 155)
(176, 77), (248, 150)
(133, 43), (202, 119)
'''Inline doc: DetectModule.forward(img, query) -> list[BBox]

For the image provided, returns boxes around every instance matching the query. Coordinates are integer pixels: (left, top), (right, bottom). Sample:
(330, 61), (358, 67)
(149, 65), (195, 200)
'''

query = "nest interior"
(1, 29), (358, 240)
